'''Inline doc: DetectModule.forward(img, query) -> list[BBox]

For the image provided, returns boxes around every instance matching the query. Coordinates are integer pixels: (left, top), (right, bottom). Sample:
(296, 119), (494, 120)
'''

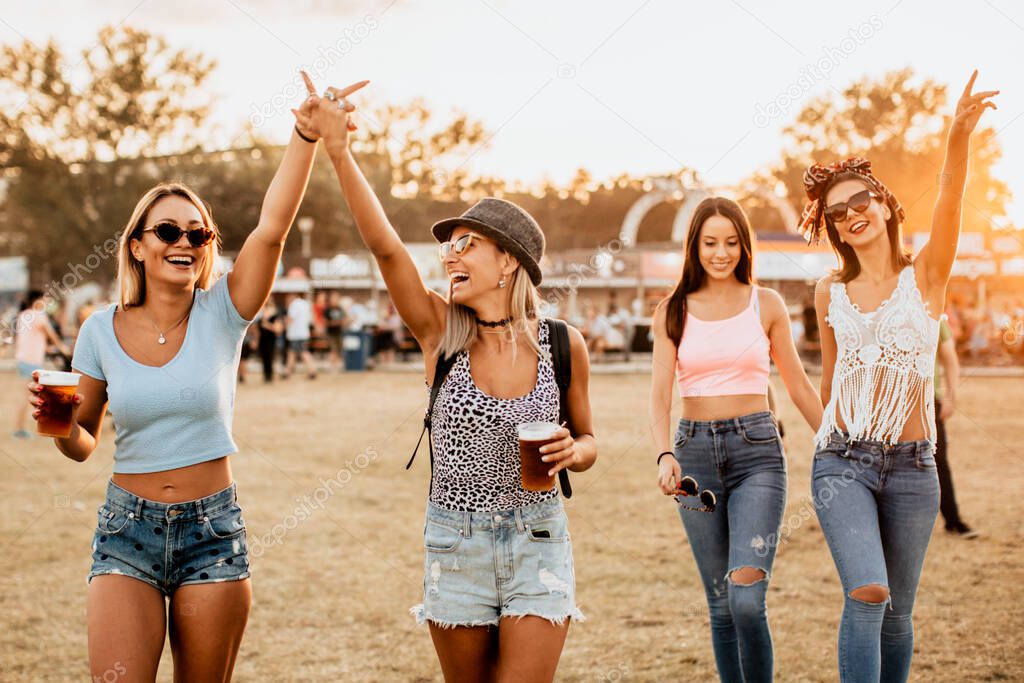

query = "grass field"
(1, 368), (1022, 682)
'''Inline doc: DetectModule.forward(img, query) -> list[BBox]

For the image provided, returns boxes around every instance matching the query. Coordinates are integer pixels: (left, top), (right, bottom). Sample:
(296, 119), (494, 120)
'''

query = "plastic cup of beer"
(36, 370), (80, 438)
(518, 421), (562, 491)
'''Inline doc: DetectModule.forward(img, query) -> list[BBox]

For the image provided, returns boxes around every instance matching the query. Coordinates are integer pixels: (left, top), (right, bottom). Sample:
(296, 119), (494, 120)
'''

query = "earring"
(499, 279), (507, 289)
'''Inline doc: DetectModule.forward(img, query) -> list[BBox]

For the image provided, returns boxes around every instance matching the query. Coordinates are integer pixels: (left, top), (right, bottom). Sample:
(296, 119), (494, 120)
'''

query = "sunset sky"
(3, 0), (1023, 227)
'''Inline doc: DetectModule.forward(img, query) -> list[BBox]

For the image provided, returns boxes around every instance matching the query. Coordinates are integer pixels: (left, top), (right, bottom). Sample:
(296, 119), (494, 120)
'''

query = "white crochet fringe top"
(815, 266), (941, 448)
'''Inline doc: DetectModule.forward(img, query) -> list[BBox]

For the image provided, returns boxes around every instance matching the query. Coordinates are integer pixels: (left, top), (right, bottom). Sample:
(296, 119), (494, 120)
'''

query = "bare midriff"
(681, 394), (770, 422)
(831, 389), (931, 442)
(111, 456), (233, 503)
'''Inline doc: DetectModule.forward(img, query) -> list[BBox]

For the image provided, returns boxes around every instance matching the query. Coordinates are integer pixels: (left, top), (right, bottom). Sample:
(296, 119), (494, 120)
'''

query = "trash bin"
(343, 329), (370, 371)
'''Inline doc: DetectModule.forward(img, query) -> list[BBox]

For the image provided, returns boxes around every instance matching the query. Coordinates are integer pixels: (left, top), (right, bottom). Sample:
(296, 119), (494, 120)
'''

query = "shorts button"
(493, 515), (502, 522)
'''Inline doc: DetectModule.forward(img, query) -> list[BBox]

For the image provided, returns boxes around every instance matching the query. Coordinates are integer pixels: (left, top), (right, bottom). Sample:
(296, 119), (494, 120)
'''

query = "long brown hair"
(661, 197), (755, 348)
(819, 172), (911, 283)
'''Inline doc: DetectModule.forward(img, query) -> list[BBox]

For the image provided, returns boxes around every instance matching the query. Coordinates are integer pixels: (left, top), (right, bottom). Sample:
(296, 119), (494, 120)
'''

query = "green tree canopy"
(763, 69), (1010, 236)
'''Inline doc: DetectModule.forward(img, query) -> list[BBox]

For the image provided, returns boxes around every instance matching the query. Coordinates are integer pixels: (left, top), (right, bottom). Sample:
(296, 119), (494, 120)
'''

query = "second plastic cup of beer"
(36, 370), (80, 438)
(518, 421), (562, 491)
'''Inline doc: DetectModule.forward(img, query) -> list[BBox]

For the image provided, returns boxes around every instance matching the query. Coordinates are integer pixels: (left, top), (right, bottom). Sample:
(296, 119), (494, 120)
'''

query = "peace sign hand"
(951, 69), (998, 139)
(290, 71), (322, 141)
(290, 71), (369, 147)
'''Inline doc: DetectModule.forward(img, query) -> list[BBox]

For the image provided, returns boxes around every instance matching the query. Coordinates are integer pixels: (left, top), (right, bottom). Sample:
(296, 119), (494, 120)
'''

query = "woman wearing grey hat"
(297, 79), (597, 682)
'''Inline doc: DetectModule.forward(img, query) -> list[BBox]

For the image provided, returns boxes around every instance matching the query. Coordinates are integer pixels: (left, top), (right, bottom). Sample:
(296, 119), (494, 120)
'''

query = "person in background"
(934, 318), (977, 538)
(324, 291), (347, 371)
(284, 292), (317, 380)
(237, 317), (258, 384)
(257, 300), (284, 383)
(374, 302), (402, 366)
(13, 290), (71, 438)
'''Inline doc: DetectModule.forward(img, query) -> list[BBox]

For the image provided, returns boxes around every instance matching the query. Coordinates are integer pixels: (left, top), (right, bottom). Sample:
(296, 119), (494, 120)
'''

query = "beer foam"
(37, 370), (81, 387)
(517, 421), (560, 441)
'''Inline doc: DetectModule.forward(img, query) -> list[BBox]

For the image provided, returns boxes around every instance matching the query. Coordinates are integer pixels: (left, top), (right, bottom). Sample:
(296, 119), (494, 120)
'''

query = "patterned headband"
(797, 157), (905, 244)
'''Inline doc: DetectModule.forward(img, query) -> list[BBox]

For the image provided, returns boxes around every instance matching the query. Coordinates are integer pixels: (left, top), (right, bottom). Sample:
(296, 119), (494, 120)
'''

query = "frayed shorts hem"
(88, 569), (252, 596)
(410, 604), (585, 629)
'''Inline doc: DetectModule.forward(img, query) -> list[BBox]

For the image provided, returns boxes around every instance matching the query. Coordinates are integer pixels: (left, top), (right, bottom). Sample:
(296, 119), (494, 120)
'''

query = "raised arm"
(227, 72), (337, 320)
(305, 79), (447, 351)
(762, 289), (822, 431)
(650, 303), (682, 494)
(920, 70), (998, 291)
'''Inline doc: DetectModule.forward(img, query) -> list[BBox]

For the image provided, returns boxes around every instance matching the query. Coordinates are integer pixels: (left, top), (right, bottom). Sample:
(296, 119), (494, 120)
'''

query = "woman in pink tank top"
(648, 197), (822, 682)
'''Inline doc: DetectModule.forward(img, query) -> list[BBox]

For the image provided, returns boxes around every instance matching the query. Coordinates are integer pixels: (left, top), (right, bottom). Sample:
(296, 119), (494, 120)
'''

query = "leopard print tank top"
(429, 319), (561, 512)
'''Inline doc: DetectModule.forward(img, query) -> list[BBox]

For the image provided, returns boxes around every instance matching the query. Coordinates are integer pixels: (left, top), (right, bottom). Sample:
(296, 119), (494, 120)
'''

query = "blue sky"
(3, 0), (1022, 226)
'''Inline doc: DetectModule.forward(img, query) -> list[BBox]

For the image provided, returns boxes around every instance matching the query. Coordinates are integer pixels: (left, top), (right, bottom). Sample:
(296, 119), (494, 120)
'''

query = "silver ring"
(324, 90), (336, 101)
(337, 99), (348, 110)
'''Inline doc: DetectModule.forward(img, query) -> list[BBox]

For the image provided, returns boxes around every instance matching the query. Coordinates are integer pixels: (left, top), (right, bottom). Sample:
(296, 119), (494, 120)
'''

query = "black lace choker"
(476, 316), (511, 328)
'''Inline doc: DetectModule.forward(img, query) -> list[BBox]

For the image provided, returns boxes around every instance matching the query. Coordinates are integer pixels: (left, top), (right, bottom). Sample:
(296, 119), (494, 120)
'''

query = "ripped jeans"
(673, 412), (787, 683)
(812, 432), (939, 683)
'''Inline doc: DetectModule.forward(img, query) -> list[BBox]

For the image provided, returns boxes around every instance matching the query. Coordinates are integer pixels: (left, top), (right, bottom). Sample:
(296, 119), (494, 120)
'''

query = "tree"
(0, 25), (215, 282)
(764, 69), (1010, 236)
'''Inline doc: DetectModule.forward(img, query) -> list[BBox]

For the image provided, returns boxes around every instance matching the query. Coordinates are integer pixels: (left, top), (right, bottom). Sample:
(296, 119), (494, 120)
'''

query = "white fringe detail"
(816, 266), (940, 448)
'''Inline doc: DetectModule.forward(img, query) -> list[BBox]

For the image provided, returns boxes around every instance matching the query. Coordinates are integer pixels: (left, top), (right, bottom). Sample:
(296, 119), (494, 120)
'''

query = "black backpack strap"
(547, 319), (574, 499)
(406, 352), (458, 498)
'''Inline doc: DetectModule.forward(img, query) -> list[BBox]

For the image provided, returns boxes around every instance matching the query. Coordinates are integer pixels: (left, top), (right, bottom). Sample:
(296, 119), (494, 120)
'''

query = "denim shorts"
(89, 480), (250, 595)
(287, 339), (309, 354)
(411, 497), (584, 628)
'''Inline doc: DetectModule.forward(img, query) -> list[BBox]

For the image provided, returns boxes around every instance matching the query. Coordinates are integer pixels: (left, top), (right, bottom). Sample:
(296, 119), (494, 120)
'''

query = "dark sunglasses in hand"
(823, 189), (881, 224)
(672, 475), (717, 513)
(139, 222), (216, 248)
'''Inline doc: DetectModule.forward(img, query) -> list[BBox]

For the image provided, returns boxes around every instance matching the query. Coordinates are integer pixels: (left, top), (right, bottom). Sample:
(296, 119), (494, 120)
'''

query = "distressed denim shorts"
(411, 497), (585, 628)
(88, 480), (250, 596)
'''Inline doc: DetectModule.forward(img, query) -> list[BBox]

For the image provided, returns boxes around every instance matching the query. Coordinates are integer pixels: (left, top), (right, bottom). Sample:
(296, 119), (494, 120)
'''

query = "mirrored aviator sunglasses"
(438, 233), (481, 261)
(823, 189), (879, 223)
(141, 222), (216, 248)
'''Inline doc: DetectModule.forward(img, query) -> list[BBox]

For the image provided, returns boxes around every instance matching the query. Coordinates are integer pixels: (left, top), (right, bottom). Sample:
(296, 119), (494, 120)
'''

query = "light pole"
(297, 216), (314, 260)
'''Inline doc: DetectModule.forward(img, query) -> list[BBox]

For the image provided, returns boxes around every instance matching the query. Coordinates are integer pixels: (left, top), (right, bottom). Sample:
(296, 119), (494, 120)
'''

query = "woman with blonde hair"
(24, 72), (360, 681)
(297, 78), (597, 683)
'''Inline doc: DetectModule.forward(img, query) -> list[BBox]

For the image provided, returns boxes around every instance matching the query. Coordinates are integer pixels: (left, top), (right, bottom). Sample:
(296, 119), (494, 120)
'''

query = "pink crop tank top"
(676, 287), (771, 397)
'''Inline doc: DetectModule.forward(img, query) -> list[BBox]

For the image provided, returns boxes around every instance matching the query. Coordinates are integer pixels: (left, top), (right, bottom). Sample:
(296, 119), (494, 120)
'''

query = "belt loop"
(688, 420), (695, 439)
(134, 494), (144, 520)
(514, 508), (526, 534)
(196, 495), (206, 520)
(462, 511), (471, 539)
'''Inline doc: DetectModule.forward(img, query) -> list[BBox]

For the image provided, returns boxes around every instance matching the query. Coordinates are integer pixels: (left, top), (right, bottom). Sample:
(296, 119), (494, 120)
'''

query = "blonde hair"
(437, 266), (543, 362)
(117, 182), (220, 309)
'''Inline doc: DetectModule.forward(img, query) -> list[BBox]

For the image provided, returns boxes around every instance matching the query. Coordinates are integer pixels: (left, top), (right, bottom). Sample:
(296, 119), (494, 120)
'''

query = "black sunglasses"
(139, 222), (216, 248)
(823, 189), (881, 224)
(672, 475), (717, 513)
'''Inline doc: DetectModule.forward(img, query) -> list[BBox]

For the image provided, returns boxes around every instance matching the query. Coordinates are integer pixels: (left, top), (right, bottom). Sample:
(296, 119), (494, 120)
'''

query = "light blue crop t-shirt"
(72, 274), (253, 474)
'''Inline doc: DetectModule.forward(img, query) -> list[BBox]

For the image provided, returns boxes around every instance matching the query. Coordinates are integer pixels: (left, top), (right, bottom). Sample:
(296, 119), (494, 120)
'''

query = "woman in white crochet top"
(799, 71), (997, 682)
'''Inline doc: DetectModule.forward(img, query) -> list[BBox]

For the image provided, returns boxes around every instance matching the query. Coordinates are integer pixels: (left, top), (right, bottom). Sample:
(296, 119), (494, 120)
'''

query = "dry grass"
(1, 369), (1022, 681)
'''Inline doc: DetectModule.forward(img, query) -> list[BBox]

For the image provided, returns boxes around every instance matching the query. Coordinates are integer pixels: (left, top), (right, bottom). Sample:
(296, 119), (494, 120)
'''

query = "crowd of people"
(4, 69), (1003, 683)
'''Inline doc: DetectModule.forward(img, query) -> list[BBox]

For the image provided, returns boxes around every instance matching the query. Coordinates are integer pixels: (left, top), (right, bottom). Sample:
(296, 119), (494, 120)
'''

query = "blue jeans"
(673, 411), (787, 683)
(812, 432), (939, 683)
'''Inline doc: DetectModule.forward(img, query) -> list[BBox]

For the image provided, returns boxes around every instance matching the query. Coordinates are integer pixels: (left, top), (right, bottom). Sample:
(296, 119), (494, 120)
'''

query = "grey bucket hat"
(431, 198), (545, 286)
